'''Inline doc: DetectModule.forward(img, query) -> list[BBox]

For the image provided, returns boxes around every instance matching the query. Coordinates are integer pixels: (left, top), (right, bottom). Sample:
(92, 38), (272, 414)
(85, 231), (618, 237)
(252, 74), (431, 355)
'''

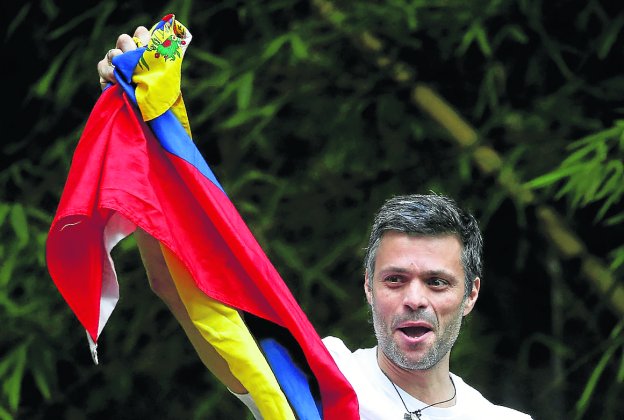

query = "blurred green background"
(3, 0), (623, 418)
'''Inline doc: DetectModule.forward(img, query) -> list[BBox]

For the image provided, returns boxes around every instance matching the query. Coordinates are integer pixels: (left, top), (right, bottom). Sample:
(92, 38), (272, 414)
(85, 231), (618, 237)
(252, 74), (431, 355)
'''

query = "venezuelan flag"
(46, 14), (358, 419)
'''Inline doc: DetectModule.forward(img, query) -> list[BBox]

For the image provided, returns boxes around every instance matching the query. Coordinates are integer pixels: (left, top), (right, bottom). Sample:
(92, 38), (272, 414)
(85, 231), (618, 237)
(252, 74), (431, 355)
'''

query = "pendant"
(404, 413), (421, 420)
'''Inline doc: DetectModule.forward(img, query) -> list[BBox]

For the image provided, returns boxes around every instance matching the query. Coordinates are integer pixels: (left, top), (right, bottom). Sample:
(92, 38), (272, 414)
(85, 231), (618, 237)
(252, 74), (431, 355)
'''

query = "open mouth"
(399, 326), (431, 338)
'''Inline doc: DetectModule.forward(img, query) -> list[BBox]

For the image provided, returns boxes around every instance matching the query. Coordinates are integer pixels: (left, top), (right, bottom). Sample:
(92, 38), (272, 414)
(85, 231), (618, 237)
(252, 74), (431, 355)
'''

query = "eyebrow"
(377, 266), (460, 282)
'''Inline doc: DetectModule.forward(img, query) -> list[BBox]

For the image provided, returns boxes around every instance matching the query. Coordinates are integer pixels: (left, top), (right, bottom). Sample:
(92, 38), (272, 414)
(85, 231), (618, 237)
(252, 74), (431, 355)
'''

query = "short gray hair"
(364, 193), (483, 297)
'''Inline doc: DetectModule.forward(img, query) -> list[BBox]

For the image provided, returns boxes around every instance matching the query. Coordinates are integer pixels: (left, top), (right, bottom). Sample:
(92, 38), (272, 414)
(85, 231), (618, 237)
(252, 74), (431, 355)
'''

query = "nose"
(402, 280), (429, 311)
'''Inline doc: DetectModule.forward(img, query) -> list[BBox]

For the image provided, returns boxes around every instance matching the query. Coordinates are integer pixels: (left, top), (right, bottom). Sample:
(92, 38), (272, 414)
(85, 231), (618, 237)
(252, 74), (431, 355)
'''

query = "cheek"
(435, 296), (465, 318)
(371, 291), (399, 317)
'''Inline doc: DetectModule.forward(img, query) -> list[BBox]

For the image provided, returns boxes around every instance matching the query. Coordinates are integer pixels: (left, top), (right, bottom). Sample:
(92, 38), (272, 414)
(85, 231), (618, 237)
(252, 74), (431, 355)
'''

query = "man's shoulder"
(322, 335), (350, 352)
(487, 405), (533, 419)
(322, 335), (373, 356)
(322, 336), (378, 377)
(452, 373), (533, 419)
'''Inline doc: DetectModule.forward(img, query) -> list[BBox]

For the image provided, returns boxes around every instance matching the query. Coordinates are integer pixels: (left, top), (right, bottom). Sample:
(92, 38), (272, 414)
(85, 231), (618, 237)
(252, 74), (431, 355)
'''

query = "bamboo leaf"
(32, 40), (80, 98)
(507, 24), (529, 44)
(524, 164), (587, 189)
(30, 347), (54, 401)
(610, 247), (624, 270)
(9, 204), (28, 249)
(237, 72), (254, 111)
(226, 170), (280, 195)
(41, 0), (59, 19)
(567, 125), (622, 150)
(290, 34), (309, 59)
(594, 160), (623, 201)
(596, 191), (623, 222)
(597, 14), (624, 59)
(474, 23), (493, 57)
(262, 34), (290, 60)
(0, 406), (13, 420)
(191, 49), (231, 69)
(574, 342), (619, 418)
(0, 203), (9, 227)
(219, 104), (278, 129)
(605, 212), (624, 226)
(456, 25), (476, 56)
(0, 257), (15, 287)
(560, 143), (597, 166)
(46, 7), (101, 40)
(1, 344), (27, 412)
(87, 1), (116, 41)
(7, 4), (30, 38)
(192, 82), (238, 123)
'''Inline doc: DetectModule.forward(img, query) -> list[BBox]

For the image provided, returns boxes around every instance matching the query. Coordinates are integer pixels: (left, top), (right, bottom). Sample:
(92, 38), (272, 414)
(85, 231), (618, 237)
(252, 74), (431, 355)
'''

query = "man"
(316, 194), (532, 419)
(98, 28), (532, 420)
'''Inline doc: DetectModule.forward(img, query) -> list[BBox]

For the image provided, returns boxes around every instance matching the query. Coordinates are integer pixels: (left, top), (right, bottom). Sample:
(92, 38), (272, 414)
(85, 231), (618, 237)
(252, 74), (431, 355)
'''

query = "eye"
(427, 277), (448, 288)
(384, 275), (404, 285)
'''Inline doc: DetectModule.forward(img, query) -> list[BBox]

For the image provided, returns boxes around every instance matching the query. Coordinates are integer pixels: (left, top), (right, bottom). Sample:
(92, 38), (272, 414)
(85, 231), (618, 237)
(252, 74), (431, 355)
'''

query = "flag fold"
(46, 14), (358, 419)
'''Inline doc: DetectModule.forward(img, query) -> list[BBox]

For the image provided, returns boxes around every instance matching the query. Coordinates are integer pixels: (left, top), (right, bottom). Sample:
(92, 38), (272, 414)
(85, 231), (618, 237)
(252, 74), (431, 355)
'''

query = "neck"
(377, 349), (455, 407)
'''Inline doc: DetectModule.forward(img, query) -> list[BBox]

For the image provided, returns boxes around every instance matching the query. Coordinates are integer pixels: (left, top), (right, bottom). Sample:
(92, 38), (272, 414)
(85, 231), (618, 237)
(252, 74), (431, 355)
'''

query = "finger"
(133, 26), (151, 47)
(97, 47), (122, 88)
(98, 25), (149, 91)
(97, 56), (116, 90)
(115, 33), (138, 52)
(106, 47), (123, 63)
(98, 34), (134, 89)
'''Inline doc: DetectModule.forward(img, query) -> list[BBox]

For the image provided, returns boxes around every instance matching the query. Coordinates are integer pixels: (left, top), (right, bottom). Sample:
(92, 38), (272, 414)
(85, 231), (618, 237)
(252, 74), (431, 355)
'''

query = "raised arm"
(97, 27), (246, 394)
(134, 229), (246, 393)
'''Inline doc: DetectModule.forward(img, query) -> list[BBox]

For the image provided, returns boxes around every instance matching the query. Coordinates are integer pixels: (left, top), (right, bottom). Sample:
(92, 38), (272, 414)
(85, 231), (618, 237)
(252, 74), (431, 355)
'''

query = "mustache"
(390, 309), (438, 330)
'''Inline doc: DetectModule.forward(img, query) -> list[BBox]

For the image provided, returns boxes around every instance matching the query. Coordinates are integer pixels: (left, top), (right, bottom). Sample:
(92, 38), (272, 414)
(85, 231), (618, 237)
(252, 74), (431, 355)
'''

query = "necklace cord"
(380, 367), (456, 419)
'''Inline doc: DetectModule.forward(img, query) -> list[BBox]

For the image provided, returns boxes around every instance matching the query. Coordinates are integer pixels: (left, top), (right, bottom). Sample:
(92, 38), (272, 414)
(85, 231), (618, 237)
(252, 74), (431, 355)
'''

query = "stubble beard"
(371, 298), (466, 371)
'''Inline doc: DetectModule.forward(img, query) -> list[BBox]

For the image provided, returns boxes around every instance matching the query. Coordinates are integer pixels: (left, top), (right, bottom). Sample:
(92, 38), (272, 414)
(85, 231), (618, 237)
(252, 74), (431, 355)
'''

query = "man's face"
(365, 231), (479, 371)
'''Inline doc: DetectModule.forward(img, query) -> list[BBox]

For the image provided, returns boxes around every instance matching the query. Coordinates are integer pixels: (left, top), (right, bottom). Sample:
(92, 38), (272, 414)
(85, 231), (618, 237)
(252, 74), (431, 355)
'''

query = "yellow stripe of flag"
(160, 245), (295, 419)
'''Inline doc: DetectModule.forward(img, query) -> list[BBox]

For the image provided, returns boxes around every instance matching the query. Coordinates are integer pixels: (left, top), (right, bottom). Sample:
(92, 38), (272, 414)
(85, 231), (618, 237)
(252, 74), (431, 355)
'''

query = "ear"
(462, 277), (480, 316)
(364, 270), (373, 305)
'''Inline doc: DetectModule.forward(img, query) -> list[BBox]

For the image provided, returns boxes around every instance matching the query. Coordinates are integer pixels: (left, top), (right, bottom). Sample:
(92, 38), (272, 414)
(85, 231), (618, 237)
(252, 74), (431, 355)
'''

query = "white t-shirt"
(323, 336), (532, 420)
(234, 336), (533, 420)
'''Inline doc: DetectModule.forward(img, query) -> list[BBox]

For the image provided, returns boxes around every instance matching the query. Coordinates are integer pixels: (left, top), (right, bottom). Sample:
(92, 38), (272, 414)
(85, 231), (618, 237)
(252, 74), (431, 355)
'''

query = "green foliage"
(0, 200), (59, 417)
(574, 319), (624, 420)
(526, 121), (624, 275)
(4, 0), (623, 418)
(526, 122), (624, 223)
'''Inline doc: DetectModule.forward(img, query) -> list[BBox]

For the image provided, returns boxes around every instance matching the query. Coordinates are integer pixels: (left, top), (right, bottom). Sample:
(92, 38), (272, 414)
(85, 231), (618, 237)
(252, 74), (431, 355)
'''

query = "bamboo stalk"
(311, 0), (624, 316)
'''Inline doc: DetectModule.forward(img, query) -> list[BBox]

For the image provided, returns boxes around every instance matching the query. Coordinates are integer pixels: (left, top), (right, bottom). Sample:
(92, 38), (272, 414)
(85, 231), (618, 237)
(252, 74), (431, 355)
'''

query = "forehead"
(374, 231), (463, 275)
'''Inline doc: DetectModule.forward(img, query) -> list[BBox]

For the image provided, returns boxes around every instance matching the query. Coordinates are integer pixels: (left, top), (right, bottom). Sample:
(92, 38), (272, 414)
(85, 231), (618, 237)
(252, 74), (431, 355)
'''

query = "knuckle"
(115, 33), (132, 48)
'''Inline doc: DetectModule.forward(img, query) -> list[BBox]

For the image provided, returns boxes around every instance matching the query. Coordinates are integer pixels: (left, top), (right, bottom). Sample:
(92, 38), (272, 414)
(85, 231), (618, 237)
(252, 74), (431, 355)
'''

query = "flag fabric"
(46, 14), (358, 419)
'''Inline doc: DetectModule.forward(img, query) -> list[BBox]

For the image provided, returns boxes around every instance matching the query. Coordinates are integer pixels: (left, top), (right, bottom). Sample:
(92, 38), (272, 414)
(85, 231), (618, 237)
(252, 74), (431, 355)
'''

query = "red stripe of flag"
(46, 85), (359, 418)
